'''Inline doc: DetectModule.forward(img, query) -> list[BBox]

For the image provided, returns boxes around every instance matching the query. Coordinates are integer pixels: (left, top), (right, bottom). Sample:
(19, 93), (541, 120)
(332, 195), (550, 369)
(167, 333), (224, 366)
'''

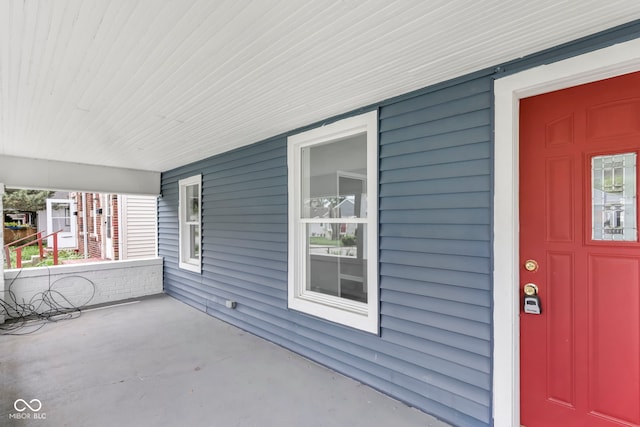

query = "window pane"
(301, 134), (367, 219)
(51, 203), (71, 232)
(306, 224), (367, 303)
(52, 217), (71, 233)
(186, 184), (199, 222)
(190, 224), (200, 259)
(592, 153), (637, 241)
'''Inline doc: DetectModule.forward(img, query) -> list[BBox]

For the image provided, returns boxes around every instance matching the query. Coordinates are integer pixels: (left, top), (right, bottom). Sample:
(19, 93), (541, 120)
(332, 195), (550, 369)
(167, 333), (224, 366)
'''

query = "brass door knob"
(523, 283), (538, 296)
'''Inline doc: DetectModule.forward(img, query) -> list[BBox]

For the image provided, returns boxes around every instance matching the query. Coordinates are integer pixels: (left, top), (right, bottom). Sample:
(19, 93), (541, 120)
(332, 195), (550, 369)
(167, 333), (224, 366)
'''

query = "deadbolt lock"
(524, 259), (538, 272)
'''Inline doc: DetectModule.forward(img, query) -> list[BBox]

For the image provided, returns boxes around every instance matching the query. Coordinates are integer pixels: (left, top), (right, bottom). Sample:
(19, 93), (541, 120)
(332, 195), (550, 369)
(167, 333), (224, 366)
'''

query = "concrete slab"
(0, 294), (452, 427)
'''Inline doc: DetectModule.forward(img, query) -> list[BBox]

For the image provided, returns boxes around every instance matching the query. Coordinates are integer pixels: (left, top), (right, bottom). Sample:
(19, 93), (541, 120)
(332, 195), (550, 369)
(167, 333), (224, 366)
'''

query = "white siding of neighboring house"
(119, 195), (157, 259)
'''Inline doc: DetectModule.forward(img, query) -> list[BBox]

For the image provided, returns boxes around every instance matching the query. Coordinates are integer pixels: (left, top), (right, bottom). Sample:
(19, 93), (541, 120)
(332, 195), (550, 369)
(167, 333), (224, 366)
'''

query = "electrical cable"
(0, 265), (96, 335)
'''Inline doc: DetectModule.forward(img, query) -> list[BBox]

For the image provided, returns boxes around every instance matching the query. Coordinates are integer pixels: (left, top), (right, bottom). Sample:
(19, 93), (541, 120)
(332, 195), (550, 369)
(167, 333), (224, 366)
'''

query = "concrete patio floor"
(1, 294), (451, 427)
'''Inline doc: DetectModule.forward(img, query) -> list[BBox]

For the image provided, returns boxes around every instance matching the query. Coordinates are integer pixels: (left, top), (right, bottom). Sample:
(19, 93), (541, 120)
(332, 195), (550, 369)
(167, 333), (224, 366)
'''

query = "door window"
(591, 152), (637, 241)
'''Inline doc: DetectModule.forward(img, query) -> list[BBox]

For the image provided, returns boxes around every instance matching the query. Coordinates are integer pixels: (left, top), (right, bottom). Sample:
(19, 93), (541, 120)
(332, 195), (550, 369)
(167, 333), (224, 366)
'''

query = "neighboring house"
(37, 191), (71, 237)
(307, 199), (356, 239)
(118, 195), (159, 260)
(158, 24), (640, 427)
(307, 204), (331, 239)
(1, 191), (73, 248)
(6, 191), (156, 260)
(44, 192), (77, 249)
(72, 193), (157, 260)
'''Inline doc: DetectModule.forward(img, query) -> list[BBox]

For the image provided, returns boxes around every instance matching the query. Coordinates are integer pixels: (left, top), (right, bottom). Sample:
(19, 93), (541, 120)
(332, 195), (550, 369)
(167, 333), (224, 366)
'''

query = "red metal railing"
(4, 230), (63, 269)
(4, 231), (43, 266)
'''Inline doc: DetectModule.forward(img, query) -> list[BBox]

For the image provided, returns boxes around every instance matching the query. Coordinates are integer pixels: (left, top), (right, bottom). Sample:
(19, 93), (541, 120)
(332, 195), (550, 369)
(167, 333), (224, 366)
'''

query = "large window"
(179, 175), (202, 272)
(287, 111), (378, 333)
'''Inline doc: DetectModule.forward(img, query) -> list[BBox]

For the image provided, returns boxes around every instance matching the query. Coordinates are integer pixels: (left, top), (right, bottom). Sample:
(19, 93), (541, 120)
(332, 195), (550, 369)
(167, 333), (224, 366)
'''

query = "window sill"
(288, 294), (378, 334)
(178, 261), (201, 273)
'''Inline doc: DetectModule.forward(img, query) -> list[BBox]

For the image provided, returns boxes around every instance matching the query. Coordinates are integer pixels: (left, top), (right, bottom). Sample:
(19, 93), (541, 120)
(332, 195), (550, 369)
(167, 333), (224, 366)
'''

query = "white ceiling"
(2, 0), (640, 173)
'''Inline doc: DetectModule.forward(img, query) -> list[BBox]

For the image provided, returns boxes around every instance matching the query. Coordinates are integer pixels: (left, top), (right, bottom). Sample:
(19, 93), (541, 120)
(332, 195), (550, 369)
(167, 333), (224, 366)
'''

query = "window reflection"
(306, 224), (367, 303)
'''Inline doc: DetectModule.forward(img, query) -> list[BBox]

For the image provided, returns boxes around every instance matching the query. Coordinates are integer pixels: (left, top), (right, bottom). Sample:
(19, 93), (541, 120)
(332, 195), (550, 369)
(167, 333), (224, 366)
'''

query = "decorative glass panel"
(592, 153), (637, 241)
(306, 224), (367, 303)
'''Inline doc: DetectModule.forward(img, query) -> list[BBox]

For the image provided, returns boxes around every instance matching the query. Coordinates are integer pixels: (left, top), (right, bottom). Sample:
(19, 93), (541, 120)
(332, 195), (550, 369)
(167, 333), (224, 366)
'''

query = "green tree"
(3, 189), (55, 224)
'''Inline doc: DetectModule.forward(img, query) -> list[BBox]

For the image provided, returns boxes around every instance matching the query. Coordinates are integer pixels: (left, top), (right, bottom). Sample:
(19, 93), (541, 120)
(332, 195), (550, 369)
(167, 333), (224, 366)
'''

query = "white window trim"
(493, 38), (640, 427)
(287, 110), (379, 334)
(178, 174), (202, 273)
(91, 194), (98, 238)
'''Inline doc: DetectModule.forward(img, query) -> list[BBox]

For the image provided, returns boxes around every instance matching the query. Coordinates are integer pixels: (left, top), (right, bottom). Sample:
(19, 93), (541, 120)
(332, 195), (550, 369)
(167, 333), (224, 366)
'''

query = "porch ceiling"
(1, 1), (639, 173)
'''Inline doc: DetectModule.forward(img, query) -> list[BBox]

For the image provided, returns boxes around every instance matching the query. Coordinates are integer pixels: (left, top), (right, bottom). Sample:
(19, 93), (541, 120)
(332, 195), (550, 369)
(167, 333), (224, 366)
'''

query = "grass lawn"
(7, 245), (41, 267)
(309, 236), (341, 246)
(7, 245), (82, 268)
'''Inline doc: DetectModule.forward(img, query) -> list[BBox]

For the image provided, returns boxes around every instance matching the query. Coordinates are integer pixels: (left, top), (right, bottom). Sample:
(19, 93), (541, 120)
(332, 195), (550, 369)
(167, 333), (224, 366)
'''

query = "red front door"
(520, 71), (640, 427)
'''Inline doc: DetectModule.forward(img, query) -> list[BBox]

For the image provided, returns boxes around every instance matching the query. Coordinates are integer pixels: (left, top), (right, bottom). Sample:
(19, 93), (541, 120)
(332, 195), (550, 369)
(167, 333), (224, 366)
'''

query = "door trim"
(492, 37), (640, 427)
(46, 198), (77, 249)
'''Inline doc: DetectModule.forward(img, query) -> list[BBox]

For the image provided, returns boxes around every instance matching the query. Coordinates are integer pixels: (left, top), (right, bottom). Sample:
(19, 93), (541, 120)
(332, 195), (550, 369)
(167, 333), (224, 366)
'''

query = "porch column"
(0, 183), (4, 324)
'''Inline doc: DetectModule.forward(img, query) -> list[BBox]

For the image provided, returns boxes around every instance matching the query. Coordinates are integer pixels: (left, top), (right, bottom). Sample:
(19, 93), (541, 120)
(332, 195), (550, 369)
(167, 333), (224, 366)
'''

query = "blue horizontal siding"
(381, 316), (491, 357)
(381, 232), (488, 253)
(156, 20), (640, 427)
(380, 78), (492, 119)
(381, 158), (491, 184)
(375, 66), (493, 426)
(381, 302), (491, 341)
(379, 92), (492, 132)
(380, 192), (490, 209)
(380, 110), (490, 144)
(381, 223), (490, 241)
(380, 176), (491, 197)
(381, 250), (490, 274)
(381, 127), (490, 158)
(380, 276), (491, 306)
(380, 141), (491, 170)
(160, 75), (493, 427)
(380, 208), (490, 224)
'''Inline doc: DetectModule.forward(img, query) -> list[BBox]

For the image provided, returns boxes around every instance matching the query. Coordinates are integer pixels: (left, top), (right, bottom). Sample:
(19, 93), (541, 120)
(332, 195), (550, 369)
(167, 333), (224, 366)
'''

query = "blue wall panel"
(160, 73), (493, 427)
(159, 21), (640, 427)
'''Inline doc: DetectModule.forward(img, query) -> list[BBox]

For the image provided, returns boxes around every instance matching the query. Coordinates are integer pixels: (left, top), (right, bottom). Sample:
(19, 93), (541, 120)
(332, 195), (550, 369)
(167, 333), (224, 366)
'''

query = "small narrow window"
(179, 175), (202, 272)
(288, 111), (379, 333)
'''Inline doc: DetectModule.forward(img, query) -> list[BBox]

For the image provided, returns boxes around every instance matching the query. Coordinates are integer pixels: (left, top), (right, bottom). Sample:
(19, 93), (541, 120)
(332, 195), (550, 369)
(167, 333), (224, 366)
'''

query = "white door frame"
(46, 198), (77, 249)
(492, 37), (640, 427)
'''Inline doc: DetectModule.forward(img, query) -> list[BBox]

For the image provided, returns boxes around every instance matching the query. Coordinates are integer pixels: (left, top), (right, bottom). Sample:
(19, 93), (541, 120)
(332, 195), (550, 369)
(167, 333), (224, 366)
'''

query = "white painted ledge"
(2, 258), (163, 320)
